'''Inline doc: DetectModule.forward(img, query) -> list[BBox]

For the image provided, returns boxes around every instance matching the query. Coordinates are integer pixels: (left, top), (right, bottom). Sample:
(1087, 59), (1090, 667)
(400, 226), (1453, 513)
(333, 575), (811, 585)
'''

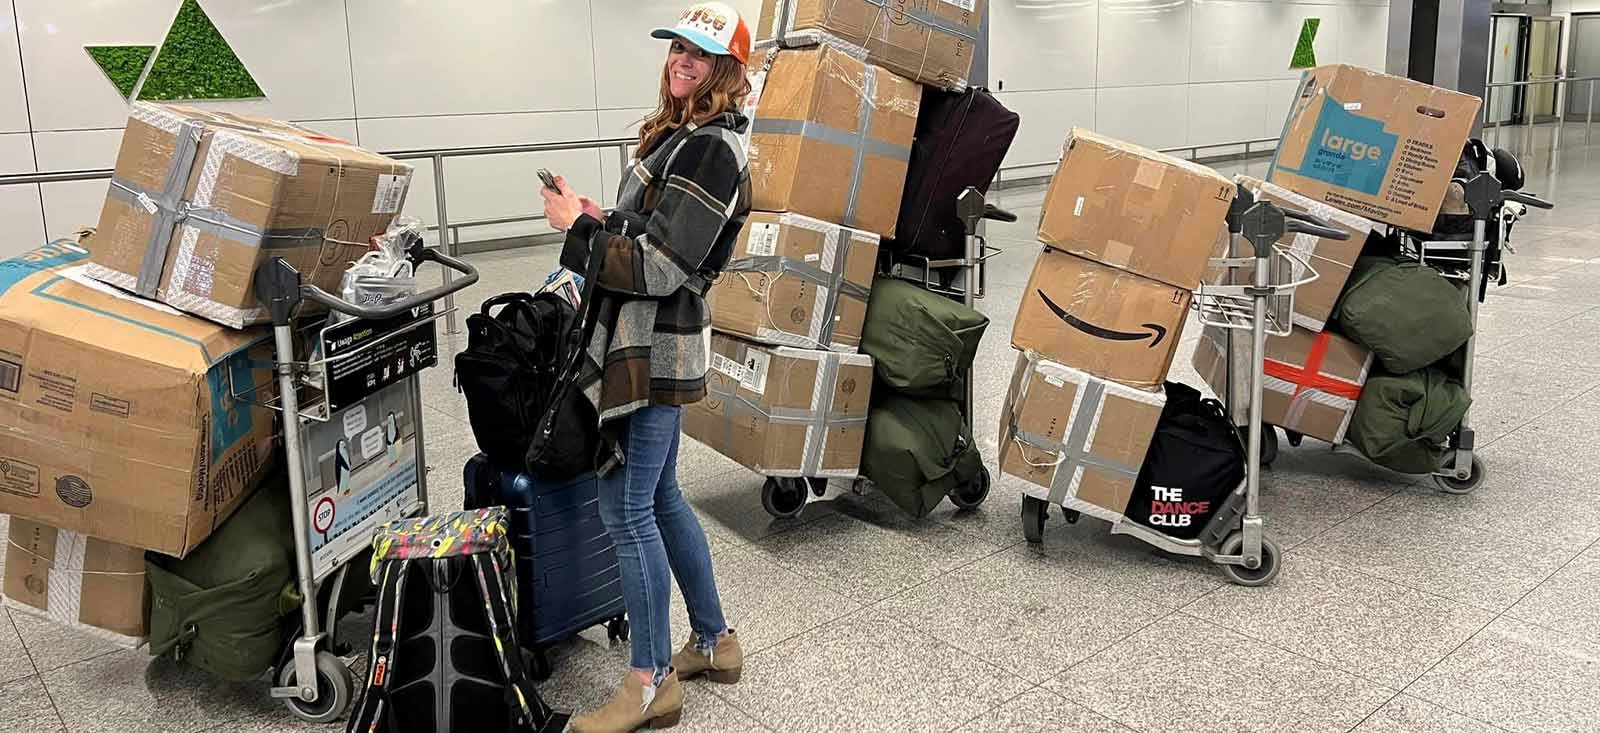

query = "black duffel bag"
(1122, 382), (1244, 540)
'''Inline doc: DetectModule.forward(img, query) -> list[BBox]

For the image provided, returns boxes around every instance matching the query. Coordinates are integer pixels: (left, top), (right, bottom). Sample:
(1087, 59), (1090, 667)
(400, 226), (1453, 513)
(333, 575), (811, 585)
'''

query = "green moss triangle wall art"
(1290, 18), (1321, 70)
(84, 0), (265, 102)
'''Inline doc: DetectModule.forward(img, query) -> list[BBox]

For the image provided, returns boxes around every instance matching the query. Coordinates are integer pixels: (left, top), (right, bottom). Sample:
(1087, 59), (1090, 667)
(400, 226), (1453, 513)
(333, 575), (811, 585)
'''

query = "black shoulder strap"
(470, 552), (570, 733)
(345, 560), (408, 733)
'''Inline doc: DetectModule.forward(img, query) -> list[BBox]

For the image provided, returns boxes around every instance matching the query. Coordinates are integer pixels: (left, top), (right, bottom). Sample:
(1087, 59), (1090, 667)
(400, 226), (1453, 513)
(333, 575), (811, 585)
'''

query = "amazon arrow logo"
(1037, 290), (1168, 348)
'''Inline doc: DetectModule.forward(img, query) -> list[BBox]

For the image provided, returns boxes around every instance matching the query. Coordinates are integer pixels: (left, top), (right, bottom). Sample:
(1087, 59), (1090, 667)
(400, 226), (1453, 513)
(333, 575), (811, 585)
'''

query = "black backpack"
(1123, 382), (1244, 540)
(455, 244), (603, 481)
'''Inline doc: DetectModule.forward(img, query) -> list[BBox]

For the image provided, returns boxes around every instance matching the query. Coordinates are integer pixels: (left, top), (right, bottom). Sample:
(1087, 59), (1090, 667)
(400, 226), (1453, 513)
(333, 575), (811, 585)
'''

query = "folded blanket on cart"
(1347, 367), (1471, 474)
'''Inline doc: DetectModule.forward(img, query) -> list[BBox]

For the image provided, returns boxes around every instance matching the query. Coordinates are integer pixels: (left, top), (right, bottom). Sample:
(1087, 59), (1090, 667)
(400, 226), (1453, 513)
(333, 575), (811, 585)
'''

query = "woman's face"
(666, 38), (715, 100)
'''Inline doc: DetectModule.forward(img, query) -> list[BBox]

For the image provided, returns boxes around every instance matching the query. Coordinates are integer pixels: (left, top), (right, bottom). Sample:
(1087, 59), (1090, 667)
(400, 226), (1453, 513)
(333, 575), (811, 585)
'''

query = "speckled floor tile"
(1408, 617), (1600, 733)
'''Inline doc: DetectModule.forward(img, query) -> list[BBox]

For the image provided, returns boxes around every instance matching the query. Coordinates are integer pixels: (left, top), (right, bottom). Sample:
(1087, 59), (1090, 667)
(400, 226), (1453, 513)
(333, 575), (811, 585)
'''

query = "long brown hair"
(638, 53), (752, 154)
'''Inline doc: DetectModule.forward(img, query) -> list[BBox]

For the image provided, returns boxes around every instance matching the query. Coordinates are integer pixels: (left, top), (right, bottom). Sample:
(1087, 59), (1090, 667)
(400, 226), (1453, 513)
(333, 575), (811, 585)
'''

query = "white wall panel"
(0, 184), (44, 257)
(296, 119), (361, 147)
(0, 131), (34, 175)
(990, 0), (1098, 93)
(1096, 84), (1190, 149)
(347, 0), (598, 118)
(39, 179), (106, 240)
(1, 5), (29, 133)
(597, 107), (649, 208)
(32, 128), (121, 171)
(1335, 3), (1389, 70)
(1264, 78), (1304, 138)
(14, 0), (171, 131)
(1191, 1), (1269, 83)
(1187, 81), (1269, 147)
(1097, 0), (1192, 88)
(1259, 2), (1339, 81)
(995, 88), (1096, 170)
(589, 0), (763, 110)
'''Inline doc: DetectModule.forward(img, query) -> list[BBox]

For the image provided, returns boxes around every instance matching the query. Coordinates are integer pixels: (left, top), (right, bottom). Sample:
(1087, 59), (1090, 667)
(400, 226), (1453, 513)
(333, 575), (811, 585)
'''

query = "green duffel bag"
(1348, 367), (1472, 474)
(860, 395), (988, 518)
(147, 469), (300, 681)
(1334, 256), (1472, 375)
(860, 277), (989, 401)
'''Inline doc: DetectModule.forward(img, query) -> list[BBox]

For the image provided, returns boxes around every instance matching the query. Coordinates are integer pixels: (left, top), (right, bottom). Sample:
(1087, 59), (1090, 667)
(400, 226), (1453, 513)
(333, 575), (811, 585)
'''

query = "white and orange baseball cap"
(651, 2), (752, 65)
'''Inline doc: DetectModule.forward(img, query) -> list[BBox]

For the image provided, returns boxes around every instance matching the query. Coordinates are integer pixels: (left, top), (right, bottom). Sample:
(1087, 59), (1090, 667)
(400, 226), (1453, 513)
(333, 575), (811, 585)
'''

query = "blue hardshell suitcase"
(463, 454), (628, 679)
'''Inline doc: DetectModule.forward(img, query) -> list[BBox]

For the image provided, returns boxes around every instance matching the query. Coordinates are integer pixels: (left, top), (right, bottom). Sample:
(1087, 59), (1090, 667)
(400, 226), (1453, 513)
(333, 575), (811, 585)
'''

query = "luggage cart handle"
(1504, 190), (1554, 210)
(1281, 210), (1350, 241)
(257, 241), (480, 326)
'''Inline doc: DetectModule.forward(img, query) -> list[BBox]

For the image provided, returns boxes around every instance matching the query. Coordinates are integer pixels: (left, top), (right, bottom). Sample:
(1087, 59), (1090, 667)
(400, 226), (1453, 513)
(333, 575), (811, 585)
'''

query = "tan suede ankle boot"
(671, 631), (743, 684)
(569, 670), (683, 732)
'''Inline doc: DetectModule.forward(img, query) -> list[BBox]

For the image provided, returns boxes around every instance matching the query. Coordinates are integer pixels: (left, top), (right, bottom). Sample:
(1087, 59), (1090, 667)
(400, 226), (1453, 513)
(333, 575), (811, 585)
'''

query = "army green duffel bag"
(860, 277), (989, 401)
(860, 395), (989, 518)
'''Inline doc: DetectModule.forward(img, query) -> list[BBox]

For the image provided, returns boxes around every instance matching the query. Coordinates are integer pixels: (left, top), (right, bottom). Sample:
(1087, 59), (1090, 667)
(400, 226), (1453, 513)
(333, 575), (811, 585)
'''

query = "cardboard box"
(757, 0), (984, 90)
(1222, 176), (1379, 332)
(999, 351), (1164, 523)
(86, 102), (413, 329)
(708, 212), (879, 352)
(4, 517), (148, 647)
(683, 334), (873, 477)
(1268, 65), (1481, 232)
(746, 44), (920, 238)
(1011, 248), (1192, 390)
(1192, 325), (1373, 445)
(1038, 129), (1237, 289)
(0, 239), (276, 557)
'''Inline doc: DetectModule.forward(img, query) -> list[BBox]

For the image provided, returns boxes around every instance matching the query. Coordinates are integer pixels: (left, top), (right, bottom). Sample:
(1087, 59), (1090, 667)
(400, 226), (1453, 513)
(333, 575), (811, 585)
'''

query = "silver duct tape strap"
(1266, 373), (1358, 433)
(802, 353), (840, 476)
(106, 183), (270, 248)
(843, 65), (877, 229)
(748, 119), (911, 163)
(859, 0), (980, 43)
(705, 374), (865, 476)
(1013, 381), (1140, 506)
(812, 228), (853, 349)
(722, 242), (869, 347)
(133, 120), (205, 297)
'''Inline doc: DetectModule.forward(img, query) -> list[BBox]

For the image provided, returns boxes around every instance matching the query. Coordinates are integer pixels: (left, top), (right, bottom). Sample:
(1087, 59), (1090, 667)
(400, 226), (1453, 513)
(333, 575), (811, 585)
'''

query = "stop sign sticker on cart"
(314, 497), (337, 539)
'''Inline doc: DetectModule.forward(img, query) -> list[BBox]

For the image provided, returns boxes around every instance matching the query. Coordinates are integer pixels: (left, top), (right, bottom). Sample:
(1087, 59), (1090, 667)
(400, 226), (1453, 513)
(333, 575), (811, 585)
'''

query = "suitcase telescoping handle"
(257, 237), (480, 326)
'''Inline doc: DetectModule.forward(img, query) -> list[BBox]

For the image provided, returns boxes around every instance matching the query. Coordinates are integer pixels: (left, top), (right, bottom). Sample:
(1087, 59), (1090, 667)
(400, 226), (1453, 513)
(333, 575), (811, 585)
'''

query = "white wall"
(0, 0), (762, 258)
(990, 0), (1392, 174)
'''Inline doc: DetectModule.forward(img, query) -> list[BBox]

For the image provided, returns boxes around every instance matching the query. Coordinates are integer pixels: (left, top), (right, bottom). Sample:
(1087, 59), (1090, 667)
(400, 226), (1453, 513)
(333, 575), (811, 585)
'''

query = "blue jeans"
(596, 405), (728, 676)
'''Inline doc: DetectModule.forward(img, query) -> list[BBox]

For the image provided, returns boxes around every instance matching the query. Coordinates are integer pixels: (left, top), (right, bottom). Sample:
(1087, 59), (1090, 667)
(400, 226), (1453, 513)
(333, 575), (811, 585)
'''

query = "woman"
(540, 3), (753, 731)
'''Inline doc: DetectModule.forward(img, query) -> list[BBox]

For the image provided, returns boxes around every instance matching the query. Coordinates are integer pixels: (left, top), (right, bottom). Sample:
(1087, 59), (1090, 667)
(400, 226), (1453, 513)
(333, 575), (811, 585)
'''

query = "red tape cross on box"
(1262, 331), (1362, 428)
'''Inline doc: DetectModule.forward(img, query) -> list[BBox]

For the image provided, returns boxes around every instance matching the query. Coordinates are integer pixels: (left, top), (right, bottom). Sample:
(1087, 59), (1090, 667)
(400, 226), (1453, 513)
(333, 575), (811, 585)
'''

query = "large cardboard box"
(1038, 129), (1237, 289)
(1192, 326), (1373, 445)
(709, 212), (879, 352)
(4, 518), (148, 647)
(757, 0), (984, 90)
(1268, 65), (1481, 232)
(1011, 248), (1192, 390)
(999, 351), (1165, 523)
(746, 44), (920, 238)
(1218, 177), (1379, 332)
(683, 334), (873, 477)
(0, 240), (276, 556)
(87, 102), (413, 329)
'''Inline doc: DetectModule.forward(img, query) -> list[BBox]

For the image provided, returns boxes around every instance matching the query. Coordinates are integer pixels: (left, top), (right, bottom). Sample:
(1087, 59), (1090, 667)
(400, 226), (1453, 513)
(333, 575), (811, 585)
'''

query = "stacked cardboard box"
(757, 0), (985, 91)
(1002, 129), (1237, 523)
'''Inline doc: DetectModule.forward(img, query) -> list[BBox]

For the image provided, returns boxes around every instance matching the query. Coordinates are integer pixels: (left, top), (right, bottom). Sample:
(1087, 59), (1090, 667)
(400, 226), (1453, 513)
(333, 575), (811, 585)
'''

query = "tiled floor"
(6, 125), (1600, 732)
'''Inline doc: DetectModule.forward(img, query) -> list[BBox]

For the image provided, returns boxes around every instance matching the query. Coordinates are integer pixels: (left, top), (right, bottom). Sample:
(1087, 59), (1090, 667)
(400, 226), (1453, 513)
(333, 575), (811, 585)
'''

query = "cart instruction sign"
(319, 302), (438, 413)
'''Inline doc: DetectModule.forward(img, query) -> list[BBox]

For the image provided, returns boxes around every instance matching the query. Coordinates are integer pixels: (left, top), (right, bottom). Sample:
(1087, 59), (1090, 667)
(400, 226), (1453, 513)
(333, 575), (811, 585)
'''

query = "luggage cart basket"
(759, 187), (1012, 518)
(244, 236), (478, 722)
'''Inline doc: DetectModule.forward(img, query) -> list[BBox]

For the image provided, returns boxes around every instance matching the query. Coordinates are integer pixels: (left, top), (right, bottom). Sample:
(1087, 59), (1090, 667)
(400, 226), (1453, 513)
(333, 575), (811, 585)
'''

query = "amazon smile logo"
(1037, 290), (1168, 347)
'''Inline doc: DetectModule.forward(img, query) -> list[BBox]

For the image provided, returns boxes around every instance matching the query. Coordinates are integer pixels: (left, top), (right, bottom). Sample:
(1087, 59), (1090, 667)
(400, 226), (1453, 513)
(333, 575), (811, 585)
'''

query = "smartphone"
(538, 168), (560, 191)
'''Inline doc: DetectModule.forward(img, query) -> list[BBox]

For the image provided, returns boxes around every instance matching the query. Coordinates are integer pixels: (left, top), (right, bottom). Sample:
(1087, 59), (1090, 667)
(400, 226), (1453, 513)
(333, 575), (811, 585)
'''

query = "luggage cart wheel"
(1021, 496), (1049, 544)
(762, 477), (808, 519)
(1218, 532), (1282, 587)
(1434, 455), (1486, 494)
(279, 651), (355, 724)
(949, 466), (991, 510)
(606, 615), (630, 643)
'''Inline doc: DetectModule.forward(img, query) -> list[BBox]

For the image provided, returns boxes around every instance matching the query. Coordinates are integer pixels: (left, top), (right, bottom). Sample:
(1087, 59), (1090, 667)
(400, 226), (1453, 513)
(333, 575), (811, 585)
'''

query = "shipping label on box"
(1038, 129), (1236, 289)
(87, 102), (413, 329)
(709, 211), (880, 352)
(758, 0), (985, 90)
(1011, 248), (1192, 389)
(684, 334), (873, 477)
(4, 518), (149, 647)
(1224, 176), (1378, 332)
(0, 239), (276, 557)
(745, 44), (919, 238)
(1268, 65), (1481, 232)
(998, 351), (1164, 523)
(1193, 325), (1372, 445)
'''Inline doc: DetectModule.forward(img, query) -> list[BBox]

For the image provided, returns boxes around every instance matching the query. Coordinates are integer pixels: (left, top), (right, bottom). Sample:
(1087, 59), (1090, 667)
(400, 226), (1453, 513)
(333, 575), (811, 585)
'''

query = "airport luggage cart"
(1261, 172), (1554, 494)
(758, 187), (1011, 518)
(244, 237), (478, 722)
(1021, 192), (1346, 586)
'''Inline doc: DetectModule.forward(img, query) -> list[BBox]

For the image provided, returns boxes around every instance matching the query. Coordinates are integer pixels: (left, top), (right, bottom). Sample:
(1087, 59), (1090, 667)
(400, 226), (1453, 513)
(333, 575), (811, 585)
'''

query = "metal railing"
(994, 136), (1283, 187)
(1482, 74), (1600, 147)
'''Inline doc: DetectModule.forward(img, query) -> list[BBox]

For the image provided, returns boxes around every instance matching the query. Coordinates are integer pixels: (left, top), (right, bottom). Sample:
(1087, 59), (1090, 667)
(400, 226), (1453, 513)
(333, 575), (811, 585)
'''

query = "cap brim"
(650, 27), (732, 57)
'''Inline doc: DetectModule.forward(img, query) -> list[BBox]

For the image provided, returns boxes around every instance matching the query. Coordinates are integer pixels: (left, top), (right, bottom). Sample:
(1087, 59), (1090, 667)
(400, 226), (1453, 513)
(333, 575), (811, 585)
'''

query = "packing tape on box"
(722, 214), (872, 349)
(6, 535), (147, 649)
(766, 0), (978, 86)
(706, 348), (866, 477)
(1260, 330), (1371, 445)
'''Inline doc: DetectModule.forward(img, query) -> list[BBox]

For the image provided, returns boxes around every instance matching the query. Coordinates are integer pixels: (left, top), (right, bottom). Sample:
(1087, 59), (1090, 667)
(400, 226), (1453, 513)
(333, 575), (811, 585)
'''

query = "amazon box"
(1011, 248), (1191, 390)
(999, 351), (1164, 523)
(709, 212), (879, 352)
(1192, 325), (1373, 445)
(1038, 129), (1236, 289)
(683, 334), (874, 477)
(1268, 65), (1480, 232)
(757, 0), (984, 90)
(87, 102), (413, 328)
(746, 44), (920, 238)
(0, 239), (276, 557)
(5, 518), (148, 647)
